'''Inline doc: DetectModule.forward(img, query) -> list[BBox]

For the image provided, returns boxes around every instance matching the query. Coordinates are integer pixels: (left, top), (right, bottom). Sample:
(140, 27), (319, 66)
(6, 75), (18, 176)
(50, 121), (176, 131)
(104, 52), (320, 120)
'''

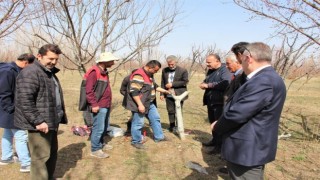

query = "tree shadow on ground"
(54, 142), (86, 178)
(183, 129), (229, 180)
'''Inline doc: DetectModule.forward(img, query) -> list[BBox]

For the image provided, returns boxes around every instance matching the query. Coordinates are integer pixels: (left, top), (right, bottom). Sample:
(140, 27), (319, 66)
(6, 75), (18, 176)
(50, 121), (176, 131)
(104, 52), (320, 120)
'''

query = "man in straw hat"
(82, 52), (119, 158)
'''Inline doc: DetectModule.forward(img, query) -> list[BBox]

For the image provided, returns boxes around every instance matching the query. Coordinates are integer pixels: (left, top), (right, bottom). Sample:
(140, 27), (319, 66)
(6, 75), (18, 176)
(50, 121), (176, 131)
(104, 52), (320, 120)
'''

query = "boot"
(125, 121), (132, 136)
(169, 122), (175, 132)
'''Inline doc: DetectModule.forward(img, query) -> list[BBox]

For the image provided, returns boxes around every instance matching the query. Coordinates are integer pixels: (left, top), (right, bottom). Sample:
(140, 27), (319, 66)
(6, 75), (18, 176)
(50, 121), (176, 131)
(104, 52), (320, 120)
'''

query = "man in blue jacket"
(0, 53), (35, 172)
(213, 42), (286, 179)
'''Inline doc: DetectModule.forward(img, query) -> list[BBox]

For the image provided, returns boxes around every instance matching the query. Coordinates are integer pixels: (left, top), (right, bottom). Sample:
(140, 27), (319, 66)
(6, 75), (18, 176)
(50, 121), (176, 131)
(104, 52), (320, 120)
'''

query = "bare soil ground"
(0, 71), (319, 180)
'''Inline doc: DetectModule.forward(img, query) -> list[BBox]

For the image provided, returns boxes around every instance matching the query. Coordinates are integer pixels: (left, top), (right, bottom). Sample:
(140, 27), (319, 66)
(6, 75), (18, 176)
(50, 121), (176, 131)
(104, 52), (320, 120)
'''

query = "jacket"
(215, 66), (286, 166)
(203, 64), (232, 106)
(79, 65), (111, 111)
(223, 70), (246, 104)
(0, 62), (20, 129)
(14, 60), (68, 130)
(160, 66), (189, 101)
(124, 68), (157, 113)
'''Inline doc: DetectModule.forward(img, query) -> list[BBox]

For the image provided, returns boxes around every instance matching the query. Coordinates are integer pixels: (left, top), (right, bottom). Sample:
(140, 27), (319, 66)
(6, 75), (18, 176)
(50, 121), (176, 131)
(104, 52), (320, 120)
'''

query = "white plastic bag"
(107, 126), (125, 137)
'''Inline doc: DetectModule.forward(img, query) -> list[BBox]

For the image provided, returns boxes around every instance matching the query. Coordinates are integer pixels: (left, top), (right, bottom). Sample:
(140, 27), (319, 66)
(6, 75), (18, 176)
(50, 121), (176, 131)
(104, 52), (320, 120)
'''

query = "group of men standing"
(0, 41), (286, 180)
(200, 42), (286, 179)
(0, 44), (68, 180)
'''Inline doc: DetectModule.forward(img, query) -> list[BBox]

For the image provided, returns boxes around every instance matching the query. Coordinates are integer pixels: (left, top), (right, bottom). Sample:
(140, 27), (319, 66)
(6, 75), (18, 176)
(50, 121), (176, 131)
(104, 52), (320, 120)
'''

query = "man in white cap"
(83, 52), (119, 158)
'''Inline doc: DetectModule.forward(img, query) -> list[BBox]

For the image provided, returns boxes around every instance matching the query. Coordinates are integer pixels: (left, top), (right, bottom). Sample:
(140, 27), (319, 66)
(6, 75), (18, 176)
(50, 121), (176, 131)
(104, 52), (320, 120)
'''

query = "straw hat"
(95, 52), (120, 63)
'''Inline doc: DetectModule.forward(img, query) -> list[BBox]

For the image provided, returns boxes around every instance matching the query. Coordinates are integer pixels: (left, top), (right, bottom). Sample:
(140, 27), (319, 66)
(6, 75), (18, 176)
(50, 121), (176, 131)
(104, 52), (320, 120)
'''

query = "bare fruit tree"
(26, 0), (181, 75)
(273, 34), (315, 80)
(233, 0), (320, 47)
(187, 45), (218, 80)
(0, 0), (29, 39)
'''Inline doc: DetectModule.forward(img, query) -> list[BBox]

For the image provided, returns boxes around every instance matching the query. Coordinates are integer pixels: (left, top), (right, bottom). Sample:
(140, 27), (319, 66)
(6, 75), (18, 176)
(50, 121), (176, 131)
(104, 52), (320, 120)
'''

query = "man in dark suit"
(213, 42), (286, 179)
(224, 52), (247, 102)
(160, 55), (189, 132)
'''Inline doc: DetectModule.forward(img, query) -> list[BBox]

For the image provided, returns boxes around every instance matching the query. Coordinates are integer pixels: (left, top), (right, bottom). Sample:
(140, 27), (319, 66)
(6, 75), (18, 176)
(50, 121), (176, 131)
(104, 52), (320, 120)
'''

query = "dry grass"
(0, 71), (319, 180)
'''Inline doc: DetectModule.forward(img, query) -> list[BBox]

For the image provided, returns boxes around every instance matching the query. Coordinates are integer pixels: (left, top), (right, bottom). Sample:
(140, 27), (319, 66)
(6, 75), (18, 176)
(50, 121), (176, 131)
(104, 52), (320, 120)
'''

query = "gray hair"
(246, 42), (272, 62)
(225, 53), (237, 63)
(166, 55), (178, 62)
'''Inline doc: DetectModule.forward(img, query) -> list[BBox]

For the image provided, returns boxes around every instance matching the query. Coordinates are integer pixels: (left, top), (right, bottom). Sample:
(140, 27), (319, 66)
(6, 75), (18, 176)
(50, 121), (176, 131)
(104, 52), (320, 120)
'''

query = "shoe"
(168, 127), (178, 134)
(154, 136), (170, 143)
(0, 159), (14, 165)
(168, 123), (175, 132)
(125, 130), (131, 136)
(20, 165), (31, 173)
(218, 166), (228, 174)
(205, 146), (221, 155)
(103, 144), (113, 151)
(202, 140), (215, 147)
(131, 143), (146, 149)
(90, 150), (109, 158)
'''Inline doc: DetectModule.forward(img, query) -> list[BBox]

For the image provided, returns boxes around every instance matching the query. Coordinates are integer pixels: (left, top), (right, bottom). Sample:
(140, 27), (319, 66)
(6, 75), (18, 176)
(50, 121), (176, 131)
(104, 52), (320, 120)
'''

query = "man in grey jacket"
(14, 44), (68, 180)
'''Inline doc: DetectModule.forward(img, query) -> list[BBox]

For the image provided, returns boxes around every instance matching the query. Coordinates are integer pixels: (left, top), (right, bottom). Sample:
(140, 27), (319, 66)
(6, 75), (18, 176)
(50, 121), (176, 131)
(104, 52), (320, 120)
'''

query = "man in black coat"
(160, 55), (189, 132)
(200, 54), (232, 148)
(14, 44), (68, 180)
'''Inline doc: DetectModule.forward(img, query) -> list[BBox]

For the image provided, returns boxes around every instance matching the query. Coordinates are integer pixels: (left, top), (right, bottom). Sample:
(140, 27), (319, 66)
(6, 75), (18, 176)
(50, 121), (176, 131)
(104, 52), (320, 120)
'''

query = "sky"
(158, 0), (278, 57)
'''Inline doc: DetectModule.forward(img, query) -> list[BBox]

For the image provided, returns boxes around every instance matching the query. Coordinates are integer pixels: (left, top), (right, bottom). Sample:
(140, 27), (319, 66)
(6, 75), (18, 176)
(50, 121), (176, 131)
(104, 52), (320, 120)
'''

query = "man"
(213, 42), (287, 179)
(124, 60), (170, 149)
(82, 52), (119, 158)
(14, 44), (68, 180)
(0, 53), (35, 173)
(224, 52), (246, 102)
(219, 43), (249, 174)
(200, 54), (231, 148)
(160, 55), (189, 132)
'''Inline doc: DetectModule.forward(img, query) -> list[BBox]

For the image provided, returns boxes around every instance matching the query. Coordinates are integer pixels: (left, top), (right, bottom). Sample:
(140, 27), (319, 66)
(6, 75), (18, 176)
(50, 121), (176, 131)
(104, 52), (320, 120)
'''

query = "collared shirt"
(234, 68), (243, 76)
(246, 65), (271, 80)
(168, 71), (175, 83)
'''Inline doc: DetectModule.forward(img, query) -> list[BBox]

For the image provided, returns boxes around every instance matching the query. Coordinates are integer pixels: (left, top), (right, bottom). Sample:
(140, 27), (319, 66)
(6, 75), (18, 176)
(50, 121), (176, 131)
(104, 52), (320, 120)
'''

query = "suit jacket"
(215, 66), (286, 166)
(161, 66), (189, 101)
(223, 70), (246, 104)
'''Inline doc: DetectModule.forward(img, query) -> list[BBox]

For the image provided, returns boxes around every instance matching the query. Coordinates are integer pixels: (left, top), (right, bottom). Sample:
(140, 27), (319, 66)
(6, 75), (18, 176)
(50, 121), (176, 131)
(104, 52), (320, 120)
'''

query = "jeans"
(28, 130), (58, 180)
(1, 128), (31, 166)
(91, 108), (110, 152)
(131, 103), (164, 144)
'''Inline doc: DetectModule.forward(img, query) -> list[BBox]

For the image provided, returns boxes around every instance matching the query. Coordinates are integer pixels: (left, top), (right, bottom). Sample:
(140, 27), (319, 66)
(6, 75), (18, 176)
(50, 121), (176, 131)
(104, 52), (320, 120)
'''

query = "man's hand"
(138, 104), (145, 113)
(36, 122), (49, 134)
(165, 83), (173, 89)
(160, 95), (165, 101)
(91, 106), (99, 113)
(199, 83), (208, 90)
(211, 121), (217, 130)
